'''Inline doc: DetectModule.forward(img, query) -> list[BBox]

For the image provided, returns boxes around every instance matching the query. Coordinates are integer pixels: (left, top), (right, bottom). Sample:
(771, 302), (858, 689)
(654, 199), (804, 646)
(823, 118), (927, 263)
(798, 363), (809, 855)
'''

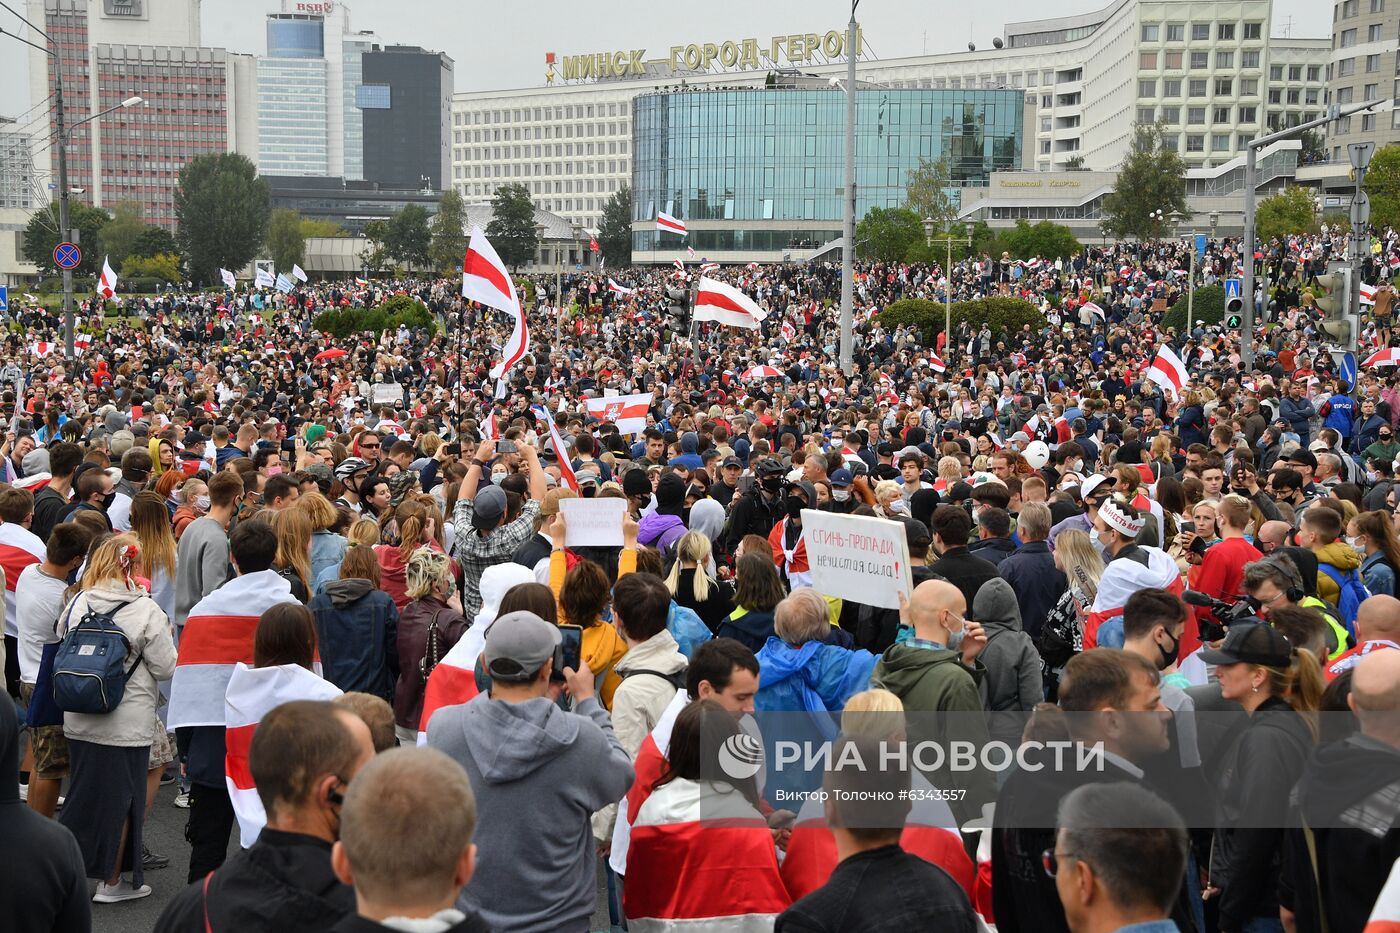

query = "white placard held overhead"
(800, 509), (912, 610)
(559, 497), (627, 548)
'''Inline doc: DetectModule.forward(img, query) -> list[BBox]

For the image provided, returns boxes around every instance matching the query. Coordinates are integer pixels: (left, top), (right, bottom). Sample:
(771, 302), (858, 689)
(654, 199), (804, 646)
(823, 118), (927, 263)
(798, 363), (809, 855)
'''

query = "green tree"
(1101, 123), (1187, 241)
(22, 201), (110, 276)
(267, 208), (306, 272)
(361, 219), (390, 272)
(998, 219), (1083, 261)
(121, 253), (182, 282)
(1255, 187), (1319, 242)
(1364, 144), (1400, 230)
(174, 153), (270, 284)
(130, 224), (177, 259)
(598, 184), (632, 267)
(903, 158), (956, 231)
(97, 202), (146, 272)
(383, 204), (432, 269)
(1064, 155), (1087, 171)
(299, 218), (348, 238)
(1299, 129), (1325, 165)
(856, 206), (924, 262)
(428, 188), (469, 273)
(486, 183), (539, 270)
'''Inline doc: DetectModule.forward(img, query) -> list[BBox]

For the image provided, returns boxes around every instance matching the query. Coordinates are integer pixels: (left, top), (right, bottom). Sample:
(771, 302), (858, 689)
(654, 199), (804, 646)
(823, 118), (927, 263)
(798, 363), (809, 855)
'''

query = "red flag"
(589, 238), (600, 252)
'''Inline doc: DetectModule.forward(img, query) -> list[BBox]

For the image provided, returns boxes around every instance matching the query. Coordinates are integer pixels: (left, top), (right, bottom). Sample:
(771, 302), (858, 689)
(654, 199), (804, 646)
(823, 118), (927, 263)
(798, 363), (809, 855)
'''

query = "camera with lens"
(1183, 590), (1264, 643)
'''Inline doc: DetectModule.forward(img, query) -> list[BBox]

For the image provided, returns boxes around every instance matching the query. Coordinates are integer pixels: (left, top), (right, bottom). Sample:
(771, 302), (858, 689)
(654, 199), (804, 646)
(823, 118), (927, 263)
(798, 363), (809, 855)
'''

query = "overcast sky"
(1, 0), (1331, 137)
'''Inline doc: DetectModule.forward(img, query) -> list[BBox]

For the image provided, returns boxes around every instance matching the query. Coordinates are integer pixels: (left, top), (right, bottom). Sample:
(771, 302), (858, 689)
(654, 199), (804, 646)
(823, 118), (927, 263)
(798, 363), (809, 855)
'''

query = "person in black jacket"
(776, 734), (976, 933)
(0, 695), (89, 933)
(156, 700), (375, 933)
(329, 747), (491, 933)
(927, 505), (999, 611)
(724, 457), (785, 556)
(30, 440), (83, 542)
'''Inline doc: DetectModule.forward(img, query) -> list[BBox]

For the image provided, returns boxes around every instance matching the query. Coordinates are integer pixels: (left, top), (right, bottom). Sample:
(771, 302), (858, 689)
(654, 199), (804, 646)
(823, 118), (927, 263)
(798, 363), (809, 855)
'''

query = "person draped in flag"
(1084, 496), (1184, 649)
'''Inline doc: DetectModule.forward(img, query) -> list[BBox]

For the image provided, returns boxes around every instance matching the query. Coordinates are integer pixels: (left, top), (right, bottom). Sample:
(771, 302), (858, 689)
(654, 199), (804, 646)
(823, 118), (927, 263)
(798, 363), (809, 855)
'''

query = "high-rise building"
(1324, 0), (1398, 162)
(0, 129), (37, 210)
(360, 45), (452, 190)
(25, 0), (257, 227)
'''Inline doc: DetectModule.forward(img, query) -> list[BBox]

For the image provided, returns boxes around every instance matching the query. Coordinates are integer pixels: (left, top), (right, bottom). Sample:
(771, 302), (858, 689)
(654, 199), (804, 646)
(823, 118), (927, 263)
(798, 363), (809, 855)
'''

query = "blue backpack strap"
(1316, 564), (1362, 636)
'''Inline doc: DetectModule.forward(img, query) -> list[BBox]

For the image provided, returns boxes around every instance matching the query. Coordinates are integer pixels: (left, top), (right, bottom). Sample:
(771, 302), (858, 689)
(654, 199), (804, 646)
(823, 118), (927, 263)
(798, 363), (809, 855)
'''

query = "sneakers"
(142, 845), (169, 870)
(172, 791), (190, 809)
(159, 771), (176, 786)
(93, 880), (152, 903)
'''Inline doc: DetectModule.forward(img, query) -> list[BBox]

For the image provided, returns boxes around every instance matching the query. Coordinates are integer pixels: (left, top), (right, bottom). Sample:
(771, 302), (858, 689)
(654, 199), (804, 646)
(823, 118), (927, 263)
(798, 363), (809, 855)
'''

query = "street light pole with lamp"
(922, 216), (972, 364)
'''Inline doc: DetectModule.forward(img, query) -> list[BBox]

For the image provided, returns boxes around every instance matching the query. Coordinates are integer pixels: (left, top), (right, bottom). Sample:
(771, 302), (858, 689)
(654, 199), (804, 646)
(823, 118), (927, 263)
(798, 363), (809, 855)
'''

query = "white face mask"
(888, 499), (908, 514)
(832, 489), (850, 502)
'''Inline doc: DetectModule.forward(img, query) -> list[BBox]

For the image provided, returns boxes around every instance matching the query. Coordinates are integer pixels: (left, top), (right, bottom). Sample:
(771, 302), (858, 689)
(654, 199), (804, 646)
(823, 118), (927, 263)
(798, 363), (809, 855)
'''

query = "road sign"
(1194, 233), (1207, 258)
(54, 242), (81, 270)
(1226, 313), (1242, 328)
(0, 286), (7, 312)
(1350, 141), (1377, 170)
(1352, 192), (1371, 227)
(1224, 278), (1241, 298)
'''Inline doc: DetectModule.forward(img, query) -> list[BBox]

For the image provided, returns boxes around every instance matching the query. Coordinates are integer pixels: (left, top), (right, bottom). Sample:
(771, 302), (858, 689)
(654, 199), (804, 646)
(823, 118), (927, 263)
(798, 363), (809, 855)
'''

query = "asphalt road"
(88, 781), (614, 933)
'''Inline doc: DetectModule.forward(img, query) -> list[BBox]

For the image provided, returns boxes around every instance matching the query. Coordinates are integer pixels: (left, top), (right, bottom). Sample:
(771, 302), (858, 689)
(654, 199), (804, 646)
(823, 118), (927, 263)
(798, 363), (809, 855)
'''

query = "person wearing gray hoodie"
(972, 578), (1045, 746)
(427, 610), (634, 933)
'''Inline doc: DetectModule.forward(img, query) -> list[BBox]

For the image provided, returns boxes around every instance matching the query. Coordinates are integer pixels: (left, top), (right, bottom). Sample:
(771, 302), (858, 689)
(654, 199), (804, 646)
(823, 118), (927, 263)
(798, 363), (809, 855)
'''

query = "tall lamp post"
(838, 0), (860, 376)
(1169, 210), (1193, 324)
(1, 9), (142, 359)
(923, 216), (972, 364)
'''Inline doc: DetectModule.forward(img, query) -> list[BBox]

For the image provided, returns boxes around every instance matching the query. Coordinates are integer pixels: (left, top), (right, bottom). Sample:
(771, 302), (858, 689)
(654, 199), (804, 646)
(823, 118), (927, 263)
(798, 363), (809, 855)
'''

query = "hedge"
(1159, 284), (1225, 332)
(313, 294), (438, 337)
(878, 296), (1047, 345)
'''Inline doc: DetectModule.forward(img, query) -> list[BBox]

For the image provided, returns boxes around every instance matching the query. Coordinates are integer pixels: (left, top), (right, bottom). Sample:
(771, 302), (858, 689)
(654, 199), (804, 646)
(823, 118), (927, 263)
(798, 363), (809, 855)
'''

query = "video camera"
(1182, 590), (1264, 643)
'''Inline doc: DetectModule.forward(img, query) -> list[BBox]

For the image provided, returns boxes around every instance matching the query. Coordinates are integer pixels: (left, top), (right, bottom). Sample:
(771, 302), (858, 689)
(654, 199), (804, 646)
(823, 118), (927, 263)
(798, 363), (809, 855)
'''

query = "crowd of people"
(3, 225), (1400, 933)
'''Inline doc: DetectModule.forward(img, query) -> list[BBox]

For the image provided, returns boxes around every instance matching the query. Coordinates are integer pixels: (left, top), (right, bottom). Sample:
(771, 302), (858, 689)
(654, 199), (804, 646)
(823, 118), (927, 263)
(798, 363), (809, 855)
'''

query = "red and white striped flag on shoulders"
(1146, 344), (1190, 400)
(609, 691), (686, 874)
(699, 261), (719, 273)
(0, 523), (45, 625)
(224, 662), (341, 847)
(658, 212), (687, 236)
(780, 319), (796, 342)
(417, 632), (486, 744)
(169, 571), (300, 729)
(694, 277), (767, 330)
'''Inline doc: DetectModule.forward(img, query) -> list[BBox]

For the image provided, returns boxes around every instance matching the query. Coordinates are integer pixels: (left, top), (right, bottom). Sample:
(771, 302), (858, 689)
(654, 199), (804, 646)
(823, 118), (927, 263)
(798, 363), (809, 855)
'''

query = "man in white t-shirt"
(15, 523), (93, 817)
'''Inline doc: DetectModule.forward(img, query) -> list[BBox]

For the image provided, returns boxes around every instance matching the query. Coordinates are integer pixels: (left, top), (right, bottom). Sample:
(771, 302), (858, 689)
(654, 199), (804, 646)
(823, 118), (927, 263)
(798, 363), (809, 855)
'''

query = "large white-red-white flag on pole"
(657, 211), (687, 235)
(694, 276), (767, 330)
(1146, 344), (1191, 400)
(585, 392), (653, 436)
(532, 405), (579, 492)
(98, 255), (118, 299)
(462, 226), (527, 380)
(1360, 282), (1378, 306)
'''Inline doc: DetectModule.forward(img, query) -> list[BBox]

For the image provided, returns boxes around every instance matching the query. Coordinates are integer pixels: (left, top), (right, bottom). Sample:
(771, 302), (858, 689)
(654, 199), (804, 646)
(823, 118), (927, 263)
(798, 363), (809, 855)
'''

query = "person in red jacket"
(1186, 494), (1261, 657)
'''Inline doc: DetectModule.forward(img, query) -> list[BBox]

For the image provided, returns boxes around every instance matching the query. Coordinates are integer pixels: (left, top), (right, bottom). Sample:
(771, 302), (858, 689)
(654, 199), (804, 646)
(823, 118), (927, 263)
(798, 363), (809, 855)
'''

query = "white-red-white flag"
(1363, 347), (1400, 368)
(98, 255), (117, 299)
(1082, 301), (1106, 320)
(674, 258), (685, 272)
(585, 392), (653, 436)
(658, 212), (687, 236)
(699, 261), (719, 273)
(780, 319), (796, 342)
(1147, 344), (1191, 399)
(607, 278), (635, 295)
(30, 341), (54, 356)
(926, 352), (947, 373)
(73, 332), (92, 352)
(1360, 282), (1378, 306)
(482, 410), (500, 441)
(694, 276), (767, 330)
(224, 662), (340, 847)
(462, 226), (528, 380)
(532, 406), (578, 492)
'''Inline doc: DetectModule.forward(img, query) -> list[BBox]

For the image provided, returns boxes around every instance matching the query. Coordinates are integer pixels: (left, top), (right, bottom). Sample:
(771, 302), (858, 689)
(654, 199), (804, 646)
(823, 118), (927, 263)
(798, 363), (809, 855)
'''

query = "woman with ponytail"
(1200, 622), (1322, 933)
(375, 498), (455, 609)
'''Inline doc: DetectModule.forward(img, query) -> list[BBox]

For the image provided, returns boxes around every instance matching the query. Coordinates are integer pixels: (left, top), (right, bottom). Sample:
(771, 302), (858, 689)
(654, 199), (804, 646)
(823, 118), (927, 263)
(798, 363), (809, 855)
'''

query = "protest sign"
(800, 509), (912, 610)
(559, 497), (626, 547)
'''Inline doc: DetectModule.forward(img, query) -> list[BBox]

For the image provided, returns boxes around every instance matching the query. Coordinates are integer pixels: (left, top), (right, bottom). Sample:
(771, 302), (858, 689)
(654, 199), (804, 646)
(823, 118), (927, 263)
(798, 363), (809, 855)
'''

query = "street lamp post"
(1169, 210), (1193, 324)
(839, 0), (859, 376)
(923, 216), (971, 364)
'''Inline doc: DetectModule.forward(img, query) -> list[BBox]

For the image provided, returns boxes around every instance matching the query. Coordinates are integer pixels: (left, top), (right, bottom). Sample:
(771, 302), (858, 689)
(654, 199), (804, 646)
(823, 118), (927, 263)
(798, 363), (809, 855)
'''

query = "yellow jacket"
(550, 547), (635, 709)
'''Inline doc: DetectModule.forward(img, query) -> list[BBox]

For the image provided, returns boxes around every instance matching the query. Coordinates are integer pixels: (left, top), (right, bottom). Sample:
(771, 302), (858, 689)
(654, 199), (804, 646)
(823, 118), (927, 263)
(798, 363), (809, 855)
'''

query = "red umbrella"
(315, 348), (348, 361)
(741, 365), (782, 381)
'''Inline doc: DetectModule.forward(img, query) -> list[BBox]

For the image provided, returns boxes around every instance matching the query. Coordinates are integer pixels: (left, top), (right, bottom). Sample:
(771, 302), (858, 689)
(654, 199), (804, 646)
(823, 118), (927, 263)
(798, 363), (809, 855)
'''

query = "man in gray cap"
(452, 438), (547, 618)
(427, 610), (633, 933)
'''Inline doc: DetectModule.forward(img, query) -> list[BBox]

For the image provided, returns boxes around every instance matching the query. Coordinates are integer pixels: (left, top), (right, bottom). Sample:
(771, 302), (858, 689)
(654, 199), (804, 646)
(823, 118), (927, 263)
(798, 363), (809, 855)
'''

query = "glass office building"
(631, 87), (1023, 255)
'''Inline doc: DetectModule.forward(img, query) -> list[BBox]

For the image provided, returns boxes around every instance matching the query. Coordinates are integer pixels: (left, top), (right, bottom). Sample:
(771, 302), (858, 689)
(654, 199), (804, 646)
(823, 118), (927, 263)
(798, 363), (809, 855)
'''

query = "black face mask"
(761, 477), (782, 494)
(101, 492), (116, 512)
(1156, 627), (1181, 669)
(785, 496), (805, 519)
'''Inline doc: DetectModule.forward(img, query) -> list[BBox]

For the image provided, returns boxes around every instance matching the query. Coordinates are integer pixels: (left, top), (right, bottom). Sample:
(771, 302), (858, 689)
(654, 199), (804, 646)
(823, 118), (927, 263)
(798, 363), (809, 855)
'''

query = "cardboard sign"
(559, 497), (627, 547)
(800, 509), (913, 610)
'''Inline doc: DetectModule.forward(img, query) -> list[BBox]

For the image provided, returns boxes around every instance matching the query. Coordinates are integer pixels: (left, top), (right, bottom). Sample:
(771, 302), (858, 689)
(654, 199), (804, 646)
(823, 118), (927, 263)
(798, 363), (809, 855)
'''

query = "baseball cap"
(1200, 622), (1293, 667)
(1286, 449), (1318, 471)
(1080, 474), (1114, 501)
(895, 516), (932, 550)
(722, 455), (743, 469)
(622, 468), (652, 498)
(1306, 439), (1330, 453)
(484, 611), (562, 682)
(304, 463), (332, 486)
(472, 485), (508, 529)
(829, 468), (853, 488)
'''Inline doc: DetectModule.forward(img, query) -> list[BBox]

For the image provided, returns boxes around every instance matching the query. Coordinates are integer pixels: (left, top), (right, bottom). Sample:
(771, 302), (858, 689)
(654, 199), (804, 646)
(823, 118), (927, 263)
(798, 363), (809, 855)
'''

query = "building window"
(1339, 58), (1356, 76)
(1137, 106), (1155, 122)
(1186, 134), (1204, 151)
(1214, 106), (1232, 122)
(1269, 65), (1284, 80)
(1190, 51), (1208, 69)
(1287, 89), (1300, 103)
(1239, 106), (1257, 122)
(1138, 79), (1156, 97)
(1369, 23), (1384, 41)
(1140, 51), (1158, 68)
(1288, 65), (1302, 80)
(1040, 140), (1051, 154)
(1243, 22), (1262, 39)
(1368, 54), (1381, 72)
(1338, 86), (1355, 104)
(1242, 50), (1259, 68)
(1188, 107), (1206, 124)
(1373, 0), (1385, 10)
(1342, 0), (1359, 15)
(1363, 113), (1376, 130)
(1166, 23), (1185, 41)
(1191, 23), (1210, 40)
(1141, 23), (1160, 41)
(1189, 78), (1207, 96)
(1163, 78), (1182, 96)
(1308, 65), (1321, 81)
(1161, 106), (1180, 123)
(1165, 50), (1183, 68)
(1217, 51), (1234, 68)
(1305, 88), (1319, 104)
(1215, 78), (1233, 94)
(1340, 28), (1358, 48)
(1218, 23), (1235, 39)
(1212, 133), (1231, 150)
(1268, 89), (1282, 103)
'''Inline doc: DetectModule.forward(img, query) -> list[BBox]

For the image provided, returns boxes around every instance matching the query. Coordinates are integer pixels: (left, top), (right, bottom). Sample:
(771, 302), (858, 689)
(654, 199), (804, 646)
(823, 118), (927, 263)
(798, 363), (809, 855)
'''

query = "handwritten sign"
(800, 509), (912, 610)
(559, 497), (626, 547)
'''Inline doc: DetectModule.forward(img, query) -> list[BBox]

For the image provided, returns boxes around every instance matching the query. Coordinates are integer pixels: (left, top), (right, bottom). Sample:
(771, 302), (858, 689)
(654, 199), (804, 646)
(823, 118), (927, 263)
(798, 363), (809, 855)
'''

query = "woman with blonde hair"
(128, 491), (178, 623)
(664, 530), (733, 632)
(57, 534), (177, 903)
(394, 547), (467, 744)
(1039, 529), (1106, 700)
(780, 688), (975, 902)
(376, 498), (454, 609)
(270, 507), (313, 603)
(312, 517), (380, 596)
(298, 491), (347, 582)
(873, 480), (905, 518)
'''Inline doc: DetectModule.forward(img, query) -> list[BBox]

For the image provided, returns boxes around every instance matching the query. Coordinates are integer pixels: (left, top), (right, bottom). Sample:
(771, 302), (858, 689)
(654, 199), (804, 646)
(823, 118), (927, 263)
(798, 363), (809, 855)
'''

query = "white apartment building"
(451, 0), (1328, 233)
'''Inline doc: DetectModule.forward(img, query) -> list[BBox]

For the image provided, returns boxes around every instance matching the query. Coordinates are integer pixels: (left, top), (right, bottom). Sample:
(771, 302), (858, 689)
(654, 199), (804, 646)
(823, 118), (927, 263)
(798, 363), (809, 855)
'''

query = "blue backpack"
(1318, 565), (1369, 639)
(51, 603), (140, 715)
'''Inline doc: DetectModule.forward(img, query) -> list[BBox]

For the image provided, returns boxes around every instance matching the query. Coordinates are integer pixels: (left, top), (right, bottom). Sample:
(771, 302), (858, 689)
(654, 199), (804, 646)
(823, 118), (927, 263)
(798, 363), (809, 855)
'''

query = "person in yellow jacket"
(548, 508), (639, 709)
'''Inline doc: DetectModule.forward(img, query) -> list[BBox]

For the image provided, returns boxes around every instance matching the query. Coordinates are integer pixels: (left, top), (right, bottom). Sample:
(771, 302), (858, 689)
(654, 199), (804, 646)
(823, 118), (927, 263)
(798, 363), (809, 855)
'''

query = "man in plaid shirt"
(452, 438), (546, 617)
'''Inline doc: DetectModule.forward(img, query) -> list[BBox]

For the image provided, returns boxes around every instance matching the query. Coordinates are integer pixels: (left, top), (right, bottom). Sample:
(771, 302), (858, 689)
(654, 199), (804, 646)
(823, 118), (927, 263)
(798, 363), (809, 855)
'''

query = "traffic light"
(665, 285), (689, 334)
(1315, 272), (1350, 346)
(1224, 292), (1244, 330)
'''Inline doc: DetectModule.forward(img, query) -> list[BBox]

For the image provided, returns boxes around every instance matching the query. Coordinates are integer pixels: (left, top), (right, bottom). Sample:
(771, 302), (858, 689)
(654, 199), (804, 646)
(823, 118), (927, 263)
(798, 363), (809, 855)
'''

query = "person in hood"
(1280, 649), (1400, 933)
(1085, 497), (1184, 650)
(756, 588), (877, 716)
(668, 431), (705, 473)
(309, 544), (400, 701)
(426, 610), (634, 933)
(970, 578), (1043, 745)
(638, 473), (688, 555)
(769, 480), (816, 588)
(1299, 507), (1363, 607)
(56, 534), (178, 904)
(0, 687), (89, 932)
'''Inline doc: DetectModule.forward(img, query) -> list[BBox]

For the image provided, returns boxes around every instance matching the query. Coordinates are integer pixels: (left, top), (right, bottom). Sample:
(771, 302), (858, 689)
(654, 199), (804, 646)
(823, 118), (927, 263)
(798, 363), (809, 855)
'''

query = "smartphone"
(556, 624), (583, 680)
(1189, 535), (1209, 557)
(445, 442), (461, 456)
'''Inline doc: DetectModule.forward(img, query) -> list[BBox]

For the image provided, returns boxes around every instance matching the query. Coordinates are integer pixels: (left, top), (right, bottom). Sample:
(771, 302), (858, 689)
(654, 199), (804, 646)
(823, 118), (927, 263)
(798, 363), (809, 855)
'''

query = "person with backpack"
(1298, 507), (1369, 637)
(394, 547), (467, 746)
(55, 534), (177, 904)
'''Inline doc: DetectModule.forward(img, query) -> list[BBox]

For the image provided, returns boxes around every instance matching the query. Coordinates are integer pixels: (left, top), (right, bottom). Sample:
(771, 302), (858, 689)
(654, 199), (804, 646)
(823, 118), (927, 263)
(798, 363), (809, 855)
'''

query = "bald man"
(1282, 648), (1400, 933)
(1325, 593), (1400, 680)
(1255, 520), (1292, 556)
(872, 579), (993, 825)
